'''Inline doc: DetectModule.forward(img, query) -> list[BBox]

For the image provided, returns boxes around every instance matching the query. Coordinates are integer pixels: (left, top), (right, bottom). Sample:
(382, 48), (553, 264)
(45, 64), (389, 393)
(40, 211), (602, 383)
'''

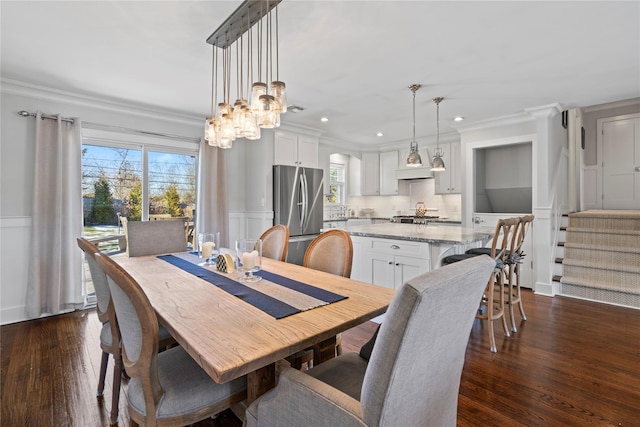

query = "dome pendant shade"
(407, 141), (422, 167)
(430, 153), (446, 171)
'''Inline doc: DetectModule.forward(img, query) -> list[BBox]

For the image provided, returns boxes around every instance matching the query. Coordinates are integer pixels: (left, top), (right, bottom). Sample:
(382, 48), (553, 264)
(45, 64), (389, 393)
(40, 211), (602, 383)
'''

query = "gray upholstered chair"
(122, 217), (188, 257)
(246, 255), (494, 427)
(77, 237), (123, 425)
(77, 237), (176, 425)
(259, 224), (290, 262)
(95, 252), (247, 427)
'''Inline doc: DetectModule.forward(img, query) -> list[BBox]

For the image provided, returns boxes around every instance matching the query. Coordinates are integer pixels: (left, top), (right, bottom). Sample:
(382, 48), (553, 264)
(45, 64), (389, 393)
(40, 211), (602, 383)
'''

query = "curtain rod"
(18, 110), (75, 124)
(17, 110), (202, 143)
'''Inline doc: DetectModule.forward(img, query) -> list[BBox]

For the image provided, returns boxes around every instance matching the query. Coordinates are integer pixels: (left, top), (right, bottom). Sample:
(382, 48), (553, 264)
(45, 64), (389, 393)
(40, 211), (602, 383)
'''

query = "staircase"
(559, 210), (640, 308)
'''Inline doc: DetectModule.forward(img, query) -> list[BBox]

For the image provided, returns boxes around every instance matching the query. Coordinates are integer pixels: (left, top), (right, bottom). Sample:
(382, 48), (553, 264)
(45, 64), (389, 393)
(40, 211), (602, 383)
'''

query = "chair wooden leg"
(97, 351), (109, 398)
(109, 355), (123, 425)
(498, 271), (511, 338)
(515, 264), (527, 321)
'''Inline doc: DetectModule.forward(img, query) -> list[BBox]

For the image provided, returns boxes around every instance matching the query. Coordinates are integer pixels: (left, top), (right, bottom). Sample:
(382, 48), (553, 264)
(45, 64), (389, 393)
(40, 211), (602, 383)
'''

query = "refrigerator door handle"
(300, 172), (308, 230)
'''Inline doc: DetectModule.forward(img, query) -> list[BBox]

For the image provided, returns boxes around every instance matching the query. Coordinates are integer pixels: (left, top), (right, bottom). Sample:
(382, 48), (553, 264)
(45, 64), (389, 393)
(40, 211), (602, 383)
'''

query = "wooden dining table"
(114, 253), (395, 403)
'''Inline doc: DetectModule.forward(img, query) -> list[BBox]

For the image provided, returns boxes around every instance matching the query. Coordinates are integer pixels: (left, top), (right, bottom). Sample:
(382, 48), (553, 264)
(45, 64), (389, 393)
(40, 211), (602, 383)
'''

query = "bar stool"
(505, 215), (534, 332)
(441, 217), (520, 352)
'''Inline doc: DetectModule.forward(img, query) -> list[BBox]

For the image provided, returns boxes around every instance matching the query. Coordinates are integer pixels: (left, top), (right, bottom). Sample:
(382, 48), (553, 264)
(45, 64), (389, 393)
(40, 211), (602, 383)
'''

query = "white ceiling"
(2, 1), (639, 147)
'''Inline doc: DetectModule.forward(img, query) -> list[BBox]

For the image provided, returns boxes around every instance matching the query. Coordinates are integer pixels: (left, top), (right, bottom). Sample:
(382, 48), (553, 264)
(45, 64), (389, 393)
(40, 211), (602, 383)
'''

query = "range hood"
(396, 166), (434, 180)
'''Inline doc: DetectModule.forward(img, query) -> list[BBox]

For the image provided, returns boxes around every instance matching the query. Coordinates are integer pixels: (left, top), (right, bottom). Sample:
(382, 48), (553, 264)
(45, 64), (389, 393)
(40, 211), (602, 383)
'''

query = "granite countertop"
(344, 223), (493, 244)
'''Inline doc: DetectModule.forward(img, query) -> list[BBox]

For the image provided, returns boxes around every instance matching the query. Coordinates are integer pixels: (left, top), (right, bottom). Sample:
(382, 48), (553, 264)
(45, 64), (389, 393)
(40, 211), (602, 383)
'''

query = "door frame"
(595, 112), (640, 209)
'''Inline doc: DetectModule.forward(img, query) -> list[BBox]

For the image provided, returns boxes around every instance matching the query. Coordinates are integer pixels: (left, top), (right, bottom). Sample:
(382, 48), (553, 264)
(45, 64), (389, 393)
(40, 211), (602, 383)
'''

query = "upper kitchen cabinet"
(361, 152), (380, 195)
(379, 150), (399, 195)
(361, 150), (399, 196)
(274, 131), (318, 168)
(434, 142), (461, 194)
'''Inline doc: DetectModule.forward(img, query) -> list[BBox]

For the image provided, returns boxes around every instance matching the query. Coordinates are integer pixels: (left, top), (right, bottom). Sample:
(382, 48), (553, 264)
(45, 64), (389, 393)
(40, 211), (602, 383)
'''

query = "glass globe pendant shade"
(251, 82), (267, 113)
(242, 105), (261, 140)
(257, 94), (277, 128)
(204, 117), (219, 146)
(271, 81), (287, 113)
(406, 141), (422, 167)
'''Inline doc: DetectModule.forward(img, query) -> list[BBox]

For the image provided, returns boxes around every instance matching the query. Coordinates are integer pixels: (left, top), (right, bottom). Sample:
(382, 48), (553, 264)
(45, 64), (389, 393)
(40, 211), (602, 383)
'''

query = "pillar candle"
(202, 241), (215, 259)
(242, 250), (258, 269)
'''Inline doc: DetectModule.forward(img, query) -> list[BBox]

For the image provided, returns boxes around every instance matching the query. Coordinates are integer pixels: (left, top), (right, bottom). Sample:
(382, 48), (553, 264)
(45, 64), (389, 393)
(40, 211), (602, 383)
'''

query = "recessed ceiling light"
(376, 132), (384, 137)
(454, 116), (464, 122)
(321, 117), (329, 122)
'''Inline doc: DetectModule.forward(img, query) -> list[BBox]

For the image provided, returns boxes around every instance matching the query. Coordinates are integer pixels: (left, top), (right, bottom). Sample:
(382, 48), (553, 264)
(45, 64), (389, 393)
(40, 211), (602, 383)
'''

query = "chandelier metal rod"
(206, 0), (282, 48)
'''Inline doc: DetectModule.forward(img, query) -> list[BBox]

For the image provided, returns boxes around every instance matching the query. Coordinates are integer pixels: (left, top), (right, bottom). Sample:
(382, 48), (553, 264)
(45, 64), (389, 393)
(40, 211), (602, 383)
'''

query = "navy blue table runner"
(157, 254), (347, 319)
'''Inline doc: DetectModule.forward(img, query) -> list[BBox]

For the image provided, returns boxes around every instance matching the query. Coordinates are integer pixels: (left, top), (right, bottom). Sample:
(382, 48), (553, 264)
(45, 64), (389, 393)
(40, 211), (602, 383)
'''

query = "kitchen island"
(345, 223), (494, 289)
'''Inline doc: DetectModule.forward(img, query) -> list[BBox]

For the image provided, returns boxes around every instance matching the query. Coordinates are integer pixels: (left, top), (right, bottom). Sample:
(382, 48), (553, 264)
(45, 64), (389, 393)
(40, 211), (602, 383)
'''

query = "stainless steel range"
(391, 215), (439, 224)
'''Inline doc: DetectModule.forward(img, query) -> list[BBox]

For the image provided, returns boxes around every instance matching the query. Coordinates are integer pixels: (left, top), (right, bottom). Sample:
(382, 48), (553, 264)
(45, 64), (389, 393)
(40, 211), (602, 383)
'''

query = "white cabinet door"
(297, 136), (319, 168)
(380, 150), (399, 195)
(350, 236), (370, 282)
(434, 142), (461, 194)
(371, 253), (394, 289)
(274, 132), (318, 168)
(274, 132), (298, 166)
(361, 152), (380, 195)
(394, 255), (427, 288)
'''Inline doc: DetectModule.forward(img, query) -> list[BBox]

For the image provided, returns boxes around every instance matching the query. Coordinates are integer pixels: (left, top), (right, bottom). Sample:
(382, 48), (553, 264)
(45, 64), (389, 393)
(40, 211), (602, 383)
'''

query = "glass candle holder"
(198, 232), (220, 266)
(235, 239), (262, 282)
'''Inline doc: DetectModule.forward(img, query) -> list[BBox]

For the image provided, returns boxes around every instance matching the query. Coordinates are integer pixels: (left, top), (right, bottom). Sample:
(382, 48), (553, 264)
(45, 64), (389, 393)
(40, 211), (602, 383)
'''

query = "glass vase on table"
(198, 232), (219, 266)
(236, 239), (262, 282)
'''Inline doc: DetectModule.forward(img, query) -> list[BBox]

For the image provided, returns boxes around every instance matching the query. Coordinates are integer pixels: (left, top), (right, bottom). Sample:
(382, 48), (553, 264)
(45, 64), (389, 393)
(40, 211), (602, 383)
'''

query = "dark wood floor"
(2, 290), (639, 426)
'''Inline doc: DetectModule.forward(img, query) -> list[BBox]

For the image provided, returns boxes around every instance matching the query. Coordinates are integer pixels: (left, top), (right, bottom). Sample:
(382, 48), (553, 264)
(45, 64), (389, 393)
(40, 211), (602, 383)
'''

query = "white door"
(603, 117), (640, 209)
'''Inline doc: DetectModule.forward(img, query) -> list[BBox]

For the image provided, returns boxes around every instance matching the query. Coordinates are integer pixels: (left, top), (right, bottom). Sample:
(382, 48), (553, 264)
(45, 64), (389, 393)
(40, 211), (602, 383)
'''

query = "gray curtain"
(195, 140), (229, 248)
(26, 112), (84, 318)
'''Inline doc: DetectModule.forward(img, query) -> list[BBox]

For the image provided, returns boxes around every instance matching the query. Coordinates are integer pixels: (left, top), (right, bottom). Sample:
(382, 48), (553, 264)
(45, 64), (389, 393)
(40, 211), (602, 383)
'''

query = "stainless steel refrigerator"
(273, 165), (324, 265)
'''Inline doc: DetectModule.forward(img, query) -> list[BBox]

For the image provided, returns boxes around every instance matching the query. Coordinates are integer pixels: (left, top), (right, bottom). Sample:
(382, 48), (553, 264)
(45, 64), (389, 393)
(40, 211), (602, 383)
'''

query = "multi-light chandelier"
(204, 0), (286, 149)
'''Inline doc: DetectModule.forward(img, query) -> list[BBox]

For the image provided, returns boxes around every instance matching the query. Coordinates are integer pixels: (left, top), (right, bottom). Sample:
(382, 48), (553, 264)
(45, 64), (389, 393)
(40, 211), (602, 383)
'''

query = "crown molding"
(525, 103), (563, 119)
(1, 78), (204, 127)
(454, 111), (535, 134)
(581, 97), (640, 113)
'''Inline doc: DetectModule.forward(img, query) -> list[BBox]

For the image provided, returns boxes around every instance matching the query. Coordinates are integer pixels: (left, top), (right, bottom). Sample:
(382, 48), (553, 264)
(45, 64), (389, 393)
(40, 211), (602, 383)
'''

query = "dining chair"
(95, 252), (247, 427)
(442, 216), (519, 352)
(303, 229), (353, 365)
(77, 237), (123, 425)
(77, 237), (177, 425)
(259, 224), (290, 262)
(303, 229), (353, 278)
(245, 255), (495, 427)
(122, 217), (188, 257)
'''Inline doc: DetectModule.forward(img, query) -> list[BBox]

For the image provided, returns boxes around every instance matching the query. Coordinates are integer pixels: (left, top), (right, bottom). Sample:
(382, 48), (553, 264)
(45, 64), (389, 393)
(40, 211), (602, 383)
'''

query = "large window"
(325, 163), (345, 205)
(80, 127), (199, 298)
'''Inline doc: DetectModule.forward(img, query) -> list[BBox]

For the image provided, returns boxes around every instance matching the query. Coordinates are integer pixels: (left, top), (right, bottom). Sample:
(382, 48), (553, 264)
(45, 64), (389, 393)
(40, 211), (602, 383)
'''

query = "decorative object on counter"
(406, 83), (423, 167)
(415, 202), (426, 217)
(204, 0), (286, 148)
(216, 253), (235, 273)
(430, 97), (446, 171)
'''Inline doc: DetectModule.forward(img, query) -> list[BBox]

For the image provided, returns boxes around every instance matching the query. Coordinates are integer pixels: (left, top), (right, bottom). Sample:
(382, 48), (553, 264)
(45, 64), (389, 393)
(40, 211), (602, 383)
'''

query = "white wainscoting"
(1, 216), (32, 325)
(228, 211), (274, 247)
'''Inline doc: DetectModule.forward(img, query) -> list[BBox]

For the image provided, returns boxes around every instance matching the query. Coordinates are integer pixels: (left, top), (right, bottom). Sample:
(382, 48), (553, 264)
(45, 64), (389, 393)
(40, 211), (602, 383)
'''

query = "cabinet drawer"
(370, 238), (428, 258)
